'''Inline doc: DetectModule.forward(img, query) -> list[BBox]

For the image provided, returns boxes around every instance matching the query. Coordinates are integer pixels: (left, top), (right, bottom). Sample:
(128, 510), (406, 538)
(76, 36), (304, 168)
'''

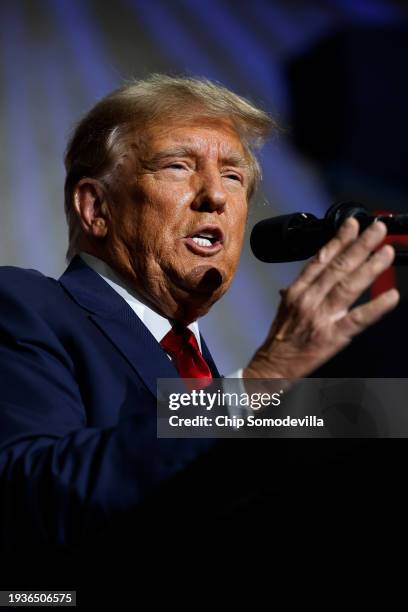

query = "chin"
(182, 263), (231, 294)
(169, 266), (230, 323)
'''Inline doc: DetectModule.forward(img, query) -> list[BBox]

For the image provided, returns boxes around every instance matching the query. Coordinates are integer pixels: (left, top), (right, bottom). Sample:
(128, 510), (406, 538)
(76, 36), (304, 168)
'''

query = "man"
(0, 75), (398, 590)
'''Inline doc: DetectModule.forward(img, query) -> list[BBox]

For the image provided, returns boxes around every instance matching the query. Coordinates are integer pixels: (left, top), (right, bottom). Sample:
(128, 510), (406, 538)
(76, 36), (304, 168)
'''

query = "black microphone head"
(325, 201), (369, 229)
(250, 212), (332, 263)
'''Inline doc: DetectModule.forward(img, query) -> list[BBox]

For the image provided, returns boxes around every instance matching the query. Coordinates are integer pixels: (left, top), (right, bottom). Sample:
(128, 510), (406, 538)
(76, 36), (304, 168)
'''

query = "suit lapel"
(59, 256), (221, 397)
(59, 256), (179, 398)
(88, 313), (179, 398)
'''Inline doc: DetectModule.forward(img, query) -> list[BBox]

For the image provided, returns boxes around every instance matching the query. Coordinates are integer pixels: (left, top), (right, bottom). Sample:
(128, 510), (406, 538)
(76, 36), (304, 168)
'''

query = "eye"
(166, 162), (188, 170)
(224, 172), (242, 182)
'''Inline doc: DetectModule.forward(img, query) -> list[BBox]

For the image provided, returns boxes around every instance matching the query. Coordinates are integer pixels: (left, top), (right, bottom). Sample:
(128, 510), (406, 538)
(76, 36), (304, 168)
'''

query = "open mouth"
(184, 225), (224, 256)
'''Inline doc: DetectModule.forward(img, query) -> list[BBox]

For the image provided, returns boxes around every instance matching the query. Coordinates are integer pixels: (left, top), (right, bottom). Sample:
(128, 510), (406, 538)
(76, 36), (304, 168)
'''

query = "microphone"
(250, 201), (408, 263)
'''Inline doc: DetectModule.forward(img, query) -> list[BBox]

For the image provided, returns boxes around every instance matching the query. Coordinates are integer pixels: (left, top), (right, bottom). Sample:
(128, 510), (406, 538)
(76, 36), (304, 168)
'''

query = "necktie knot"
(160, 326), (213, 389)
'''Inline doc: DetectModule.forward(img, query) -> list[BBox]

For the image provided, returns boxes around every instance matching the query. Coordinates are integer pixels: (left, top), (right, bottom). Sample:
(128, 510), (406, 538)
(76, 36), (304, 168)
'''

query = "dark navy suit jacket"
(0, 255), (222, 565)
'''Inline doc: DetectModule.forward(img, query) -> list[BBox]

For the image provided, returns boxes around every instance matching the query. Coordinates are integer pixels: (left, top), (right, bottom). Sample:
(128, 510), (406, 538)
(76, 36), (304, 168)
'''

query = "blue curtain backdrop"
(0, 0), (406, 373)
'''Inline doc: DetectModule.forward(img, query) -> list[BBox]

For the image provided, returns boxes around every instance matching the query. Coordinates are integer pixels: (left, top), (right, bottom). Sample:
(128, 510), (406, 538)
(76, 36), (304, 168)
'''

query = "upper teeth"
(192, 236), (212, 247)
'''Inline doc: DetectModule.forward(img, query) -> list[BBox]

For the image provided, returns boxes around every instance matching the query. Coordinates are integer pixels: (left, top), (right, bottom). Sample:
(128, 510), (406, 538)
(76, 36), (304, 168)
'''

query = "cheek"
(139, 208), (180, 262)
(229, 205), (247, 251)
(144, 185), (191, 234)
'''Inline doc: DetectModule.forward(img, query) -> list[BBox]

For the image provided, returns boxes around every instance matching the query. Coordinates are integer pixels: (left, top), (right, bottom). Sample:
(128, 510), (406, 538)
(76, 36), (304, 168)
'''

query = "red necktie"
(160, 326), (213, 389)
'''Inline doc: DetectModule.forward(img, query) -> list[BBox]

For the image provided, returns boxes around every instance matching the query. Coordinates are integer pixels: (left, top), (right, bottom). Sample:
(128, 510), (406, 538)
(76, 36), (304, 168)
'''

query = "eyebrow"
(143, 146), (250, 169)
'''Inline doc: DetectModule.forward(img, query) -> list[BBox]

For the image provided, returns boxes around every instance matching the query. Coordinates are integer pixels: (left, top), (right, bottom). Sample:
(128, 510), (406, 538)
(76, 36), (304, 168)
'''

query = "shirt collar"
(79, 252), (201, 348)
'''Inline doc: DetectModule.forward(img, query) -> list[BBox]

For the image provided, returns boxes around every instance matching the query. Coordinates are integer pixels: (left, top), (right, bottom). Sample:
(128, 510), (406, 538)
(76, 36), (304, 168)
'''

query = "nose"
(191, 170), (227, 214)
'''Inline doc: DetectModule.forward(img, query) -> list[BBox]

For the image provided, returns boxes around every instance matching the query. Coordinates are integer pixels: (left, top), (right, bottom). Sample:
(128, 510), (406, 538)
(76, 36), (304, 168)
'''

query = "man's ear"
(73, 178), (110, 239)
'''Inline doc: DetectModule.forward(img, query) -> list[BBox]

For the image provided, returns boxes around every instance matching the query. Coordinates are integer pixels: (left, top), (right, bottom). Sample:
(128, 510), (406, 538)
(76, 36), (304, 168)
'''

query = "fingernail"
(341, 217), (356, 230)
(385, 288), (399, 303)
(372, 220), (387, 234)
(378, 244), (393, 257)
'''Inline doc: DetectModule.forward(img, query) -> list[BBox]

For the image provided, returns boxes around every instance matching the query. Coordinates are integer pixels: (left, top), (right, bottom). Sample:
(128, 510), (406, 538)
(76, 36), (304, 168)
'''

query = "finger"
(301, 220), (387, 310)
(281, 217), (359, 303)
(335, 288), (399, 338)
(324, 244), (395, 313)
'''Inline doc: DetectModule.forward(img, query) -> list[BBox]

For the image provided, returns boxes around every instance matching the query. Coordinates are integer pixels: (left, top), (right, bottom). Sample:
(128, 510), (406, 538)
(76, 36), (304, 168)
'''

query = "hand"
(244, 218), (399, 379)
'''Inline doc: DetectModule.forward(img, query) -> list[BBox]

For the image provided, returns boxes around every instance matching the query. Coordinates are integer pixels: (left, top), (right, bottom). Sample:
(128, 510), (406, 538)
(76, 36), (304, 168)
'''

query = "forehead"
(137, 117), (247, 159)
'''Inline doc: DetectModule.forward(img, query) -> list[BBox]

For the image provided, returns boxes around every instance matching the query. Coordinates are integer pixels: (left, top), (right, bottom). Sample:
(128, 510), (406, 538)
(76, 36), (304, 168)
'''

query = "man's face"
(105, 116), (250, 322)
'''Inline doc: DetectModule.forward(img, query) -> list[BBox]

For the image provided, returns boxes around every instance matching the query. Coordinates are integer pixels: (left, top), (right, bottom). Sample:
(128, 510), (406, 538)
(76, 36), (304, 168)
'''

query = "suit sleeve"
(0, 272), (213, 556)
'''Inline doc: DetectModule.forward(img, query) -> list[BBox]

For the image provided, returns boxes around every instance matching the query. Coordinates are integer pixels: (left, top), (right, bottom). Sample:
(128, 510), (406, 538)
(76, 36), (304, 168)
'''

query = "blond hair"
(64, 74), (275, 260)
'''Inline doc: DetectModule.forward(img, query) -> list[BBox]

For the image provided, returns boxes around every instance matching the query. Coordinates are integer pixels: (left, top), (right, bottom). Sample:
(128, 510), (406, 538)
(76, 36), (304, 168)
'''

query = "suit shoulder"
(0, 265), (61, 304)
(0, 265), (76, 359)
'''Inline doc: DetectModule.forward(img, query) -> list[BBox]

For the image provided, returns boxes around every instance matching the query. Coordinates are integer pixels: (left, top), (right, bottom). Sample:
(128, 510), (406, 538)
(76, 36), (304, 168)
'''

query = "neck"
(79, 248), (213, 325)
